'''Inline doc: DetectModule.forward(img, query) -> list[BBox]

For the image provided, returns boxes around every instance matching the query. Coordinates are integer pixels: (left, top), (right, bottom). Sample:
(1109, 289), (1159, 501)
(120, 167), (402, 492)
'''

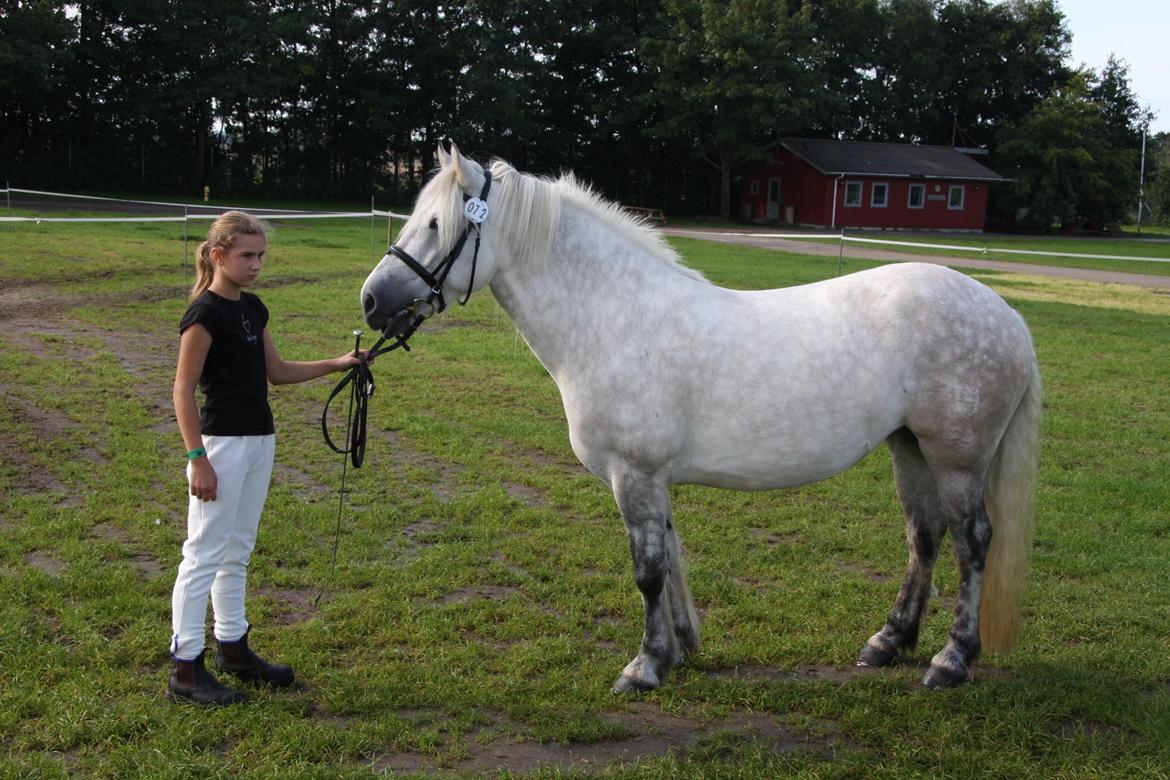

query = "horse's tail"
(664, 522), (701, 656)
(979, 354), (1042, 654)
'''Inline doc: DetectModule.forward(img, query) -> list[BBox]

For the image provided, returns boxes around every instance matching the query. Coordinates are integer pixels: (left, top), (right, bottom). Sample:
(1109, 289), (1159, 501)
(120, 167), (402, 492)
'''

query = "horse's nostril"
(363, 292), (377, 317)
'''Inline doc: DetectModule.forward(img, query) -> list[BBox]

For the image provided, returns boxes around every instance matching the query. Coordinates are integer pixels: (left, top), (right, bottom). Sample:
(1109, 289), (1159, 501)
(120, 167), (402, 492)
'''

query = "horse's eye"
(428, 217), (438, 230)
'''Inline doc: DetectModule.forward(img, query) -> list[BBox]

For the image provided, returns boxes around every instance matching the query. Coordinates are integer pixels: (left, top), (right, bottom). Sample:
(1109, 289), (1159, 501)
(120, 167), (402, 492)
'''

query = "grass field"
(2, 215), (1169, 778)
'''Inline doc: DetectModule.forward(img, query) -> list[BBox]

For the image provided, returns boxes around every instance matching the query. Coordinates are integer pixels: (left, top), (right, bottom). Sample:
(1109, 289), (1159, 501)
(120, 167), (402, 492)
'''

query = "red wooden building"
(738, 138), (1006, 231)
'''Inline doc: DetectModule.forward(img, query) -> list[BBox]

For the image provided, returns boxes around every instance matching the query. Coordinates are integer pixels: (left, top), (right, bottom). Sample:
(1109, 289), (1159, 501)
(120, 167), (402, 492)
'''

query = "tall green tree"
(0, 0), (74, 181)
(644, 0), (820, 218)
(934, 0), (1070, 145)
(996, 72), (1139, 229)
(804, 0), (883, 137)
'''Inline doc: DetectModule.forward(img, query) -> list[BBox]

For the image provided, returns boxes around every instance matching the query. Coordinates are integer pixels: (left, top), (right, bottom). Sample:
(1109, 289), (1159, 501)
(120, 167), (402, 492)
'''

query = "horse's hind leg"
(922, 469), (992, 689)
(859, 428), (946, 668)
(610, 469), (699, 693)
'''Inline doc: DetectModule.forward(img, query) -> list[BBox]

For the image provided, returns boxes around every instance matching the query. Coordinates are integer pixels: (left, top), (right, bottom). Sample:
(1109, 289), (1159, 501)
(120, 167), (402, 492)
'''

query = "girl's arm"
(263, 328), (366, 385)
(173, 324), (218, 501)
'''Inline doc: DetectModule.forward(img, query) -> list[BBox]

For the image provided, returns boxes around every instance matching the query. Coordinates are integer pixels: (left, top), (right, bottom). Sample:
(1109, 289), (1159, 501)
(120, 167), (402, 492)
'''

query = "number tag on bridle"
(464, 197), (489, 224)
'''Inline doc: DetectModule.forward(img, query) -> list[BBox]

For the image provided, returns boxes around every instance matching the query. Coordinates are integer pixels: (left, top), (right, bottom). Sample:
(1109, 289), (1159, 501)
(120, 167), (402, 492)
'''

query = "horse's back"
(671, 263), (1034, 488)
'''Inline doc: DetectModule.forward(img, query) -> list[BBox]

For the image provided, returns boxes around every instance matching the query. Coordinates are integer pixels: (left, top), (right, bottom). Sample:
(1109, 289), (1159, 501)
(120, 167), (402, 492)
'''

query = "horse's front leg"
(610, 469), (696, 693)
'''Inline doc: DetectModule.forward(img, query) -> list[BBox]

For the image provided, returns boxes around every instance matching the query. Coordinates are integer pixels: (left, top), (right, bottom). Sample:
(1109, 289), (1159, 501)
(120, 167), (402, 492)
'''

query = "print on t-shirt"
(241, 313), (257, 343)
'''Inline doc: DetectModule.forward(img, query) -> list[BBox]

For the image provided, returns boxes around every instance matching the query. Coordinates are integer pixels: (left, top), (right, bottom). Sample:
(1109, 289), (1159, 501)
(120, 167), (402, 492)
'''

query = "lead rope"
(313, 324), (417, 607)
(314, 169), (490, 605)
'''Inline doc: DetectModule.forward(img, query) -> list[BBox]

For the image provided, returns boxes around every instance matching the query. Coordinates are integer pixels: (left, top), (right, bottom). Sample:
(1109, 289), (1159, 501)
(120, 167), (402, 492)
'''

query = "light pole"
(1136, 111), (1152, 234)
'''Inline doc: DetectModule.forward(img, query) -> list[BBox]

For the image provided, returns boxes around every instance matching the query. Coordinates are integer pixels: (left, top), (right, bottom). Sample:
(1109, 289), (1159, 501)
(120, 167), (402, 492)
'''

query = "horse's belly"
(675, 408), (896, 490)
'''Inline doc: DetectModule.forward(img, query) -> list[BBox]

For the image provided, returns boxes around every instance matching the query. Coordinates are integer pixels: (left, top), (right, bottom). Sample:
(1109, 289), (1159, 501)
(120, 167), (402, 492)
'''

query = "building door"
(766, 178), (782, 221)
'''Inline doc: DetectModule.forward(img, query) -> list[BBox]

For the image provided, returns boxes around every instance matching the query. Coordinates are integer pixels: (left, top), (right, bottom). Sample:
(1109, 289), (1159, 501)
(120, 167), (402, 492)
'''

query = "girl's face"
(212, 233), (266, 290)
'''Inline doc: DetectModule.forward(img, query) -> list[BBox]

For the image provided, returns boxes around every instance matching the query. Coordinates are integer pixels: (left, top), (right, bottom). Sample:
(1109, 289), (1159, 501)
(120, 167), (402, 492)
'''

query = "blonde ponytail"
(191, 240), (216, 300)
(189, 211), (272, 301)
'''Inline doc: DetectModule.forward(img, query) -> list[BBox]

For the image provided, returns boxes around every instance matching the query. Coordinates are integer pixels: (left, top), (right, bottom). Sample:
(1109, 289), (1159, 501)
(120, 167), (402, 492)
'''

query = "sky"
(1057, 0), (1168, 135)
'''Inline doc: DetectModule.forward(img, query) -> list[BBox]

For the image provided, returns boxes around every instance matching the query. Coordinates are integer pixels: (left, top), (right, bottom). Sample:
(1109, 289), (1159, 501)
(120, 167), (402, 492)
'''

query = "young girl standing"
(170, 211), (366, 705)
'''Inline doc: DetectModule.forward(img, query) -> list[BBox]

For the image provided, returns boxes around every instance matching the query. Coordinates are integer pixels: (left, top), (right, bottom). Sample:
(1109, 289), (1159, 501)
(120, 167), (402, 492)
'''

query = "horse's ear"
(450, 145), (484, 192)
(437, 143), (452, 168)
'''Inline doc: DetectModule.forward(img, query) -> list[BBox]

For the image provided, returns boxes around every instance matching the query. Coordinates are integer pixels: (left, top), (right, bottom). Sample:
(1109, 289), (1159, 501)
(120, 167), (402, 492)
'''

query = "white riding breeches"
(170, 434), (275, 660)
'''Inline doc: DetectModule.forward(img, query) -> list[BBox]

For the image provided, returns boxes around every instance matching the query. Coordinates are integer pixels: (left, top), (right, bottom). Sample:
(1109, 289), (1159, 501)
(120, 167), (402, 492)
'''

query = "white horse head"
(361, 144), (558, 339)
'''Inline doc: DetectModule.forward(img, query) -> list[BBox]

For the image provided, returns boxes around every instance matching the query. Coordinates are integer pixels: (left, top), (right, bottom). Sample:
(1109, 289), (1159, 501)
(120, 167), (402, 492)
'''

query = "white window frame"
(908, 183), (926, 209)
(844, 180), (863, 207)
(871, 182), (889, 208)
(947, 184), (966, 210)
(750, 180), (760, 195)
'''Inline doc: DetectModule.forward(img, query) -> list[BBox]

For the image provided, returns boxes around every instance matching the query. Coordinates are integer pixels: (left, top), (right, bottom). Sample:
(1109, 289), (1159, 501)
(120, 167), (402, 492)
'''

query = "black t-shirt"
(179, 290), (275, 436)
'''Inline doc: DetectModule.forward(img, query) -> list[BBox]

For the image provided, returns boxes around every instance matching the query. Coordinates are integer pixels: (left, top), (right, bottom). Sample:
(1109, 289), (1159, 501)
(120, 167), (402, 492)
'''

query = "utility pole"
(1137, 116), (1149, 234)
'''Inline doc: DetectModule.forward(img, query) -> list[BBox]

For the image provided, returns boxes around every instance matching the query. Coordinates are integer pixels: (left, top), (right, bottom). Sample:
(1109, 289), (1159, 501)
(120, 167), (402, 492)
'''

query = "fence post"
(836, 229), (846, 276)
(183, 204), (189, 269)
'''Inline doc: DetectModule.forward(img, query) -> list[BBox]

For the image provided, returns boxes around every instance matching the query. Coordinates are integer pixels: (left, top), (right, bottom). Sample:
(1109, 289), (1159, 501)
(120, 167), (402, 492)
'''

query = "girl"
(170, 211), (367, 705)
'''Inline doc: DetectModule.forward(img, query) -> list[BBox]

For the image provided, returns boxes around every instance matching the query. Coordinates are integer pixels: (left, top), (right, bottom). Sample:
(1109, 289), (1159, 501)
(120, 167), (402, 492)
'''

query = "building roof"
(773, 138), (1006, 181)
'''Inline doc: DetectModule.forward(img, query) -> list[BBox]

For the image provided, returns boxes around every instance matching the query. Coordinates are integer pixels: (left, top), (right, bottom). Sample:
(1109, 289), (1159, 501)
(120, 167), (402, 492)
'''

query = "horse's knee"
(632, 559), (666, 601)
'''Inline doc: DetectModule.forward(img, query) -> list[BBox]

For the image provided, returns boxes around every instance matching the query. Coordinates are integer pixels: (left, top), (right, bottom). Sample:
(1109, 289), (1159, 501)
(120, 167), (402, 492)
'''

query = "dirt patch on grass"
(25, 551), (67, 576)
(0, 388), (86, 503)
(0, 281), (83, 322)
(383, 517), (449, 564)
(127, 552), (166, 579)
(86, 522), (167, 580)
(833, 559), (894, 584)
(491, 551), (529, 579)
(1053, 717), (1135, 741)
(504, 481), (545, 507)
(271, 462), (332, 501)
(373, 428), (468, 503)
(368, 701), (856, 774)
(437, 584), (522, 606)
(254, 586), (319, 625)
(705, 663), (880, 686)
(749, 527), (801, 547)
(0, 424), (72, 500)
(0, 310), (176, 504)
(3, 301), (175, 391)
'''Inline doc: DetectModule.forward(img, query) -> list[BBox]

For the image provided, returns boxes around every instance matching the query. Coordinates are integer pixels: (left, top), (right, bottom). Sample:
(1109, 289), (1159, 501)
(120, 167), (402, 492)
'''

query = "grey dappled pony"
(361, 145), (1042, 691)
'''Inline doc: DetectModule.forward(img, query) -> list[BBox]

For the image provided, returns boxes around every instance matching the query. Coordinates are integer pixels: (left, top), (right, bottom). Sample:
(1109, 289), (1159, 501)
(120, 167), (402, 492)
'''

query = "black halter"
(321, 169), (493, 468)
(386, 170), (493, 316)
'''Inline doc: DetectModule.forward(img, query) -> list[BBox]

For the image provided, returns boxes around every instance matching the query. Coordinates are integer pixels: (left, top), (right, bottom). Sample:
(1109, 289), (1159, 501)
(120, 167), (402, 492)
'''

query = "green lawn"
(2, 215), (1168, 778)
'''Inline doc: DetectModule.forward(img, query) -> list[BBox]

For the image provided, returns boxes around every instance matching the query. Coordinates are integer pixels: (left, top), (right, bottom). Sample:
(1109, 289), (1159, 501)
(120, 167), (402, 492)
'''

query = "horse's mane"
(410, 157), (706, 284)
(489, 160), (708, 283)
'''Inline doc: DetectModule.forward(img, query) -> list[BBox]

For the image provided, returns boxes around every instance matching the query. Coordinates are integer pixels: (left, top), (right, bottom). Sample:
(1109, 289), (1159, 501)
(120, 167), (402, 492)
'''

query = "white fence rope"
(666, 228), (1170, 264)
(5, 186), (1166, 265)
(0, 186), (412, 223)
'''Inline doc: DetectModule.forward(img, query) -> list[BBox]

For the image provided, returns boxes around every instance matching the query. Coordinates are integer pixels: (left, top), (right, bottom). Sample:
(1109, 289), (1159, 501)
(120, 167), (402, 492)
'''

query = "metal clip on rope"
(320, 318), (421, 469)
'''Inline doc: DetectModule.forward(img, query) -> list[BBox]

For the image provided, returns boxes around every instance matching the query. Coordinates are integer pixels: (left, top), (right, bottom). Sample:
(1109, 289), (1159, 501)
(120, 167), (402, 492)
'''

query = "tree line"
(1, 0), (1160, 229)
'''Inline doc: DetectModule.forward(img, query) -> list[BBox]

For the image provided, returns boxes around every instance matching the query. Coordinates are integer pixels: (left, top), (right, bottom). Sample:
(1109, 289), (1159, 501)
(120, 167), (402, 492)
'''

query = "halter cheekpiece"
(383, 169), (493, 328)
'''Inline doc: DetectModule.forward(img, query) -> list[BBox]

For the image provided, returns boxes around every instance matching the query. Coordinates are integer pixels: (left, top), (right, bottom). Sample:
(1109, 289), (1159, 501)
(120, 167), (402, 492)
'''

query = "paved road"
(662, 227), (1170, 290)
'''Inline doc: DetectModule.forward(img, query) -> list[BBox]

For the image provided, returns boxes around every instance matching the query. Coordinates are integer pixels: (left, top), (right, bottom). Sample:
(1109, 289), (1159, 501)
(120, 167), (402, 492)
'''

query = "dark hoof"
(611, 675), (657, 694)
(857, 644), (898, 668)
(923, 664), (970, 689)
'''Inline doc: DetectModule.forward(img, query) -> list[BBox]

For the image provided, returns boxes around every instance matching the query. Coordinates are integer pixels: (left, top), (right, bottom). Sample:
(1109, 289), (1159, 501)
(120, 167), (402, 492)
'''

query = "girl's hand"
(335, 349), (373, 371)
(189, 457), (218, 501)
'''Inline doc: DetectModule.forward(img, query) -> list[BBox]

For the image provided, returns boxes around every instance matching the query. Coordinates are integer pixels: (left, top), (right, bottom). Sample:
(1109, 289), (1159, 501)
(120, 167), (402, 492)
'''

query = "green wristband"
(186, 447), (207, 460)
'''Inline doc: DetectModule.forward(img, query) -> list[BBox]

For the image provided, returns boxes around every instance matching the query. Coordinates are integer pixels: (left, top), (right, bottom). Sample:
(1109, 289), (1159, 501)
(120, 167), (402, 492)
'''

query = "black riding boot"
(215, 626), (295, 687)
(168, 650), (248, 705)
